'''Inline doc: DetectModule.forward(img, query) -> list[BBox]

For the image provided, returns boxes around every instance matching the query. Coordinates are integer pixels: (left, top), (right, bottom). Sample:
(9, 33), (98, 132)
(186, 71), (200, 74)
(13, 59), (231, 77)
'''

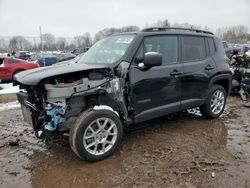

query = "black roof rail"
(141, 27), (214, 35)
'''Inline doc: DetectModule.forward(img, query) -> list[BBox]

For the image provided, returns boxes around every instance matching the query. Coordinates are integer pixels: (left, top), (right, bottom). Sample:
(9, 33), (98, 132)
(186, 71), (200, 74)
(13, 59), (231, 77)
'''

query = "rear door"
(129, 35), (183, 123)
(180, 35), (217, 110)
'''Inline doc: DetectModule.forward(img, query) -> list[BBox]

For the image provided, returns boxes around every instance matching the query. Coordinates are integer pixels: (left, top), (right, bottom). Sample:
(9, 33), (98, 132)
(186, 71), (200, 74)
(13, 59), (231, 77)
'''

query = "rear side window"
(136, 35), (178, 65)
(182, 36), (206, 62)
(208, 37), (216, 55)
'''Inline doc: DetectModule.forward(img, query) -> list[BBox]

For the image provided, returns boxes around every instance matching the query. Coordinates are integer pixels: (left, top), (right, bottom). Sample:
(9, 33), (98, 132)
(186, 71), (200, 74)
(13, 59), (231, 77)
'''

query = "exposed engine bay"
(16, 64), (129, 138)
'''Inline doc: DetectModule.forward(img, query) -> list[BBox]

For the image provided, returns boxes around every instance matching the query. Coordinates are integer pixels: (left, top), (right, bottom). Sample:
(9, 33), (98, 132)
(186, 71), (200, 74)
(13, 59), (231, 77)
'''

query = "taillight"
(0, 59), (4, 67)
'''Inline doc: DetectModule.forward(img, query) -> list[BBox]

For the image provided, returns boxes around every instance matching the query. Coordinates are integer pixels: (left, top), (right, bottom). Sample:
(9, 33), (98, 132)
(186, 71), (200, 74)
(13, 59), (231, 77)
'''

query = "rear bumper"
(16, 92), (33, 126)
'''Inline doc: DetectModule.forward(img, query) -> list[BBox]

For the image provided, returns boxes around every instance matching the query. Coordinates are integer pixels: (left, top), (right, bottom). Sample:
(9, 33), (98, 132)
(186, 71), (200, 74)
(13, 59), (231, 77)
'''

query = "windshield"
(77, 34), (135, 64)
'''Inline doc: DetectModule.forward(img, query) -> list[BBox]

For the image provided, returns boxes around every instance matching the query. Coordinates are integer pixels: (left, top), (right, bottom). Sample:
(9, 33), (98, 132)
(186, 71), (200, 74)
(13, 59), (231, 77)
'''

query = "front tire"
(200, 85), (226, 118)
(69, 109), (123, 162)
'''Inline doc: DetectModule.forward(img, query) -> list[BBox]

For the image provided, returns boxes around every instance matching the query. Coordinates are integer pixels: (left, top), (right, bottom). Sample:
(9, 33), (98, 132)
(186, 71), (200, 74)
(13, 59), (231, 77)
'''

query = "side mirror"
(144, 52), (162, 67)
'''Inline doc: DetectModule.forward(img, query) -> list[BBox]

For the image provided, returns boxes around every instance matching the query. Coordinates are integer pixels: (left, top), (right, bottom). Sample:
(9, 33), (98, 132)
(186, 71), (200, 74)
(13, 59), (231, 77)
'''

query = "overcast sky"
(0, 0), (249, 37)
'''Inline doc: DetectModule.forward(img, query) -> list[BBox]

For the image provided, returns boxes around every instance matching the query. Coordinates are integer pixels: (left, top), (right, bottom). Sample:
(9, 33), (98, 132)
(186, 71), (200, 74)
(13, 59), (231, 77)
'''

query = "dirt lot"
(0, 95), (250, 188)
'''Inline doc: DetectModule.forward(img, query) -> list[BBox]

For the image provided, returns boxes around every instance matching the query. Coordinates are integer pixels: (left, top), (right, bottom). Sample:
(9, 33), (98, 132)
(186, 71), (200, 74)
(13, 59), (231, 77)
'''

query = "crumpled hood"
(14, 63), (110, 86)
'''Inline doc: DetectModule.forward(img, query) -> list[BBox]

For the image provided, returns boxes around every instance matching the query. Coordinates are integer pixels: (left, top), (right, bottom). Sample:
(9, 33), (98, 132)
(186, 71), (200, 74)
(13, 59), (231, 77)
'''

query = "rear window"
(182, 36), (206, 62)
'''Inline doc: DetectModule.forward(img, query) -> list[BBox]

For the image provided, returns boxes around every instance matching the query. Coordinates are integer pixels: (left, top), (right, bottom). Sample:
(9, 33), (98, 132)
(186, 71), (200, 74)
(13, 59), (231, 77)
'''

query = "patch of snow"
(0, 101), (20, 112)
(0, 83), (19, 94)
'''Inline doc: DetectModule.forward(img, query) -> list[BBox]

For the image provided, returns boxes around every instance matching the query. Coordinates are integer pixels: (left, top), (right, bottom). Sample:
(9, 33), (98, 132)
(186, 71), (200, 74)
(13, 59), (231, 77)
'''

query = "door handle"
(205, 64), (215, 70)
(170, 70), (183, 76)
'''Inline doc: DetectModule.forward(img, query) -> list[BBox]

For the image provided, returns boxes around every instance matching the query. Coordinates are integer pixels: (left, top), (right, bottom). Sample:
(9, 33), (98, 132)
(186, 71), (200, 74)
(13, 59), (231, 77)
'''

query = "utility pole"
(39, 26), (45, 66)
(39, 26), (43, 52)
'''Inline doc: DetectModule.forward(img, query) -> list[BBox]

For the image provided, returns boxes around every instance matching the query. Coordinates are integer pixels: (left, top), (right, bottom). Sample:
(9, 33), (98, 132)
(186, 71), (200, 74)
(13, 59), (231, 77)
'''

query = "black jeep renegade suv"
(14, 27), (232, 161)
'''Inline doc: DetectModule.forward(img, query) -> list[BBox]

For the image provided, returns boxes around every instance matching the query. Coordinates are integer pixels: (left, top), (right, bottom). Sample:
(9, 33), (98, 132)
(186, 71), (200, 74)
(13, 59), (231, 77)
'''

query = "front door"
(129, 35), (183, 123)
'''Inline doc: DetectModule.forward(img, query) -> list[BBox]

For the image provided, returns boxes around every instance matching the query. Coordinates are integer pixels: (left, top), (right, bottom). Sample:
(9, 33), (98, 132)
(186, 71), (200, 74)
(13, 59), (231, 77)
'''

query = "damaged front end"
(14, 34), (135, 141)
(15, 66), (128, 138)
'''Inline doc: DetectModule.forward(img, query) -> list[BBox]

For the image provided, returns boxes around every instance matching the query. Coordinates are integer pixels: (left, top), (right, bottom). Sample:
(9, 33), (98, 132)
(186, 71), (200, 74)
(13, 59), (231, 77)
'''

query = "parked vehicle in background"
(53, 52), (76, 62)
(72, 48), (89, 55)
(222, 41), (233, 58)
(14, 27), (232, 161)
(15, 51), (31, 60)
(242, 45), (250, 55)
(0, 52), (9, 58)
(29, 53), (58, 67)
(0, 57), (39, 82)
(232, 44), (242, 55)
(29, 52), (76, 67)
(55, 53), (84, 65)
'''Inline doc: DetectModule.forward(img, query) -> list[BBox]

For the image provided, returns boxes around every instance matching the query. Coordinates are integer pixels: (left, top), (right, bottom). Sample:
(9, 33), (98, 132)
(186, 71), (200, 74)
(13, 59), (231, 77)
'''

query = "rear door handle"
(170, 70), (183, 76)
(205, 64), (215, 70)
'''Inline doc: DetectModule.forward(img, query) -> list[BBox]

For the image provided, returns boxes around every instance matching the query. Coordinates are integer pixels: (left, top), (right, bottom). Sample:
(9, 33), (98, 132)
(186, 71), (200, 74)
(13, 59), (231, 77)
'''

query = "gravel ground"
(0, 95), (250, 188)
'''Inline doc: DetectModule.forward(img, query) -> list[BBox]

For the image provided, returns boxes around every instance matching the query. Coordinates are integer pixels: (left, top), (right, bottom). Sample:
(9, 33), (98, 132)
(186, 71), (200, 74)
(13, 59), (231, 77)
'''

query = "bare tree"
(94, 25), (140, 43)
(121, 25), (140, 32)
(42, 33), (55, 50)
(216, 25), (249, 43)
(55, 37), (66, 50)
(73, 32), (92, 51)
(9, 36), (31, 51)
(0, 39), (8, 51)
(150, 19), (170, 27)
(85, 32), (92, 48)
(1, 23), (249, 53)
(171, 22), (201, 29)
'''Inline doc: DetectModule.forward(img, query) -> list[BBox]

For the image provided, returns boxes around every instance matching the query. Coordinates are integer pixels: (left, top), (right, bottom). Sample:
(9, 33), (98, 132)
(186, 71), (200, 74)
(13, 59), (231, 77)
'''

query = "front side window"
(182, 36), (206, 62)
(77, 34), (135, 64)
(135, 35), (178, 65)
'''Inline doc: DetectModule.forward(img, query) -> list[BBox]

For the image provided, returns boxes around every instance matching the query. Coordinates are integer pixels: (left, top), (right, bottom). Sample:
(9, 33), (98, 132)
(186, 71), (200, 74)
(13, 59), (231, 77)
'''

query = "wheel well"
(85, 94), (125, 117)
(213, 79), (229, 95)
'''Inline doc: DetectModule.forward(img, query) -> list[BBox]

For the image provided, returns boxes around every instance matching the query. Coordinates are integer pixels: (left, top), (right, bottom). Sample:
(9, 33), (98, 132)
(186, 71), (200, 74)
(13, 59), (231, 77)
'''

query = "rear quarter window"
(208, 37), (216, 55)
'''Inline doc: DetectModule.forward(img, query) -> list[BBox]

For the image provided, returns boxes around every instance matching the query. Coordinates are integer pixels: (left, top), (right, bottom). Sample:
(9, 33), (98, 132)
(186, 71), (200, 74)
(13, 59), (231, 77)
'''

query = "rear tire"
(69, 109), (123, 162)
(200, 85), (226, 118)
